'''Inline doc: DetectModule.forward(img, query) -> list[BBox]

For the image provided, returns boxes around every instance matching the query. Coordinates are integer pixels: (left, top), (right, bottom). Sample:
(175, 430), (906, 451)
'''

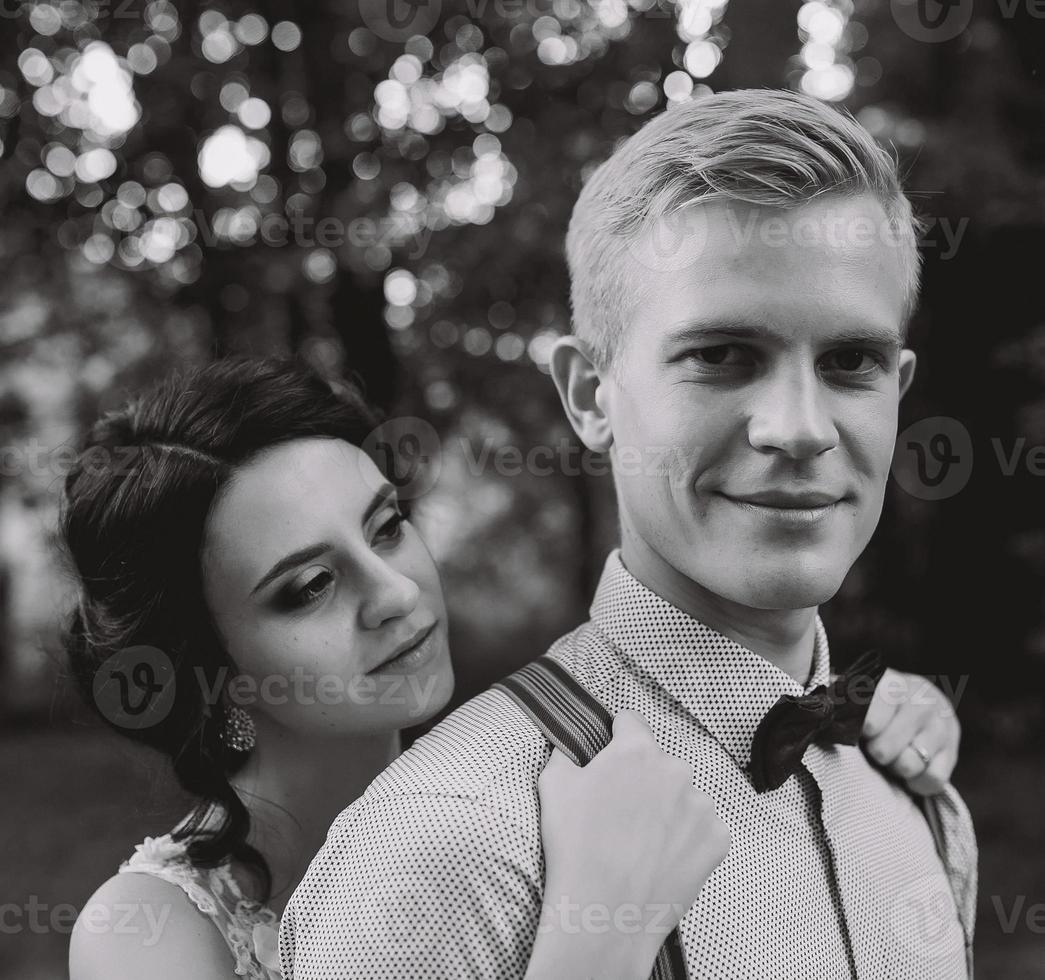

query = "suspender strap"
(493, 655), (690, 980)
(496, 656), (613, 765)
(918, 795), (975, 979)
(919, 795), (946, 862)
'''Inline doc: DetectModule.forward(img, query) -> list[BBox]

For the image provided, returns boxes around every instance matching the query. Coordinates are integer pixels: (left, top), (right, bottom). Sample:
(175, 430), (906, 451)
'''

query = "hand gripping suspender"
(493, 655), (689, 980)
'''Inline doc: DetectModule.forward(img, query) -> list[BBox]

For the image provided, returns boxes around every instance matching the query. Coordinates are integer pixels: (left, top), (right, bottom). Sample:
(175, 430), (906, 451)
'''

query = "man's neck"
(619, 532), (819, 686)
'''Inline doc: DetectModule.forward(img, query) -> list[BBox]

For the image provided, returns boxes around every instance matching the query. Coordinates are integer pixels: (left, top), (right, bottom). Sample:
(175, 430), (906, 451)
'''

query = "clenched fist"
(526, 710), (729, 980)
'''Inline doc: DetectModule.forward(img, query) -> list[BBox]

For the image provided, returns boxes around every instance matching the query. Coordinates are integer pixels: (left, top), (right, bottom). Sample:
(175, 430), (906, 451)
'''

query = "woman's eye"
(374, 509), (406, 544)
(287, 569), (333, 609)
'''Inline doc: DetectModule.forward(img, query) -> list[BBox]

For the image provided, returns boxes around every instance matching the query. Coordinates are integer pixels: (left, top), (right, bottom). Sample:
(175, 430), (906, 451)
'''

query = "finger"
(927, 688), (957, 725)
(915, 710), (956, 762)
(890, 745), (933, 784)
(906, 738), (958, 796)
(910, 712), (959, 783)
(863, 691), (932, 767)
(862, 669), (901, 739)
(911, 713), (951, 757)
(883, 715), (949, 783)
(541, 746), (581, 775)
(611, 709), (655, 742)
(583, 711), (653, 770)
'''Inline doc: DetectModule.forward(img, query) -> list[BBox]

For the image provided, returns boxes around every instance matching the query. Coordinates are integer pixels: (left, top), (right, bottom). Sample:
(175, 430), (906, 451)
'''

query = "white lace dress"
(118, 834), (282, 979)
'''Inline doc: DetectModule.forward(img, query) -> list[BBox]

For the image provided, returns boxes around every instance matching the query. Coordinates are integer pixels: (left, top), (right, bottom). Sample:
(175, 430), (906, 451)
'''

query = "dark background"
(0, 0), (1043, 976)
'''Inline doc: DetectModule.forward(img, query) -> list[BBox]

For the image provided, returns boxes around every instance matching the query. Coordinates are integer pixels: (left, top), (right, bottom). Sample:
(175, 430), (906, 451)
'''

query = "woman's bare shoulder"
(69, 870), (234, 980)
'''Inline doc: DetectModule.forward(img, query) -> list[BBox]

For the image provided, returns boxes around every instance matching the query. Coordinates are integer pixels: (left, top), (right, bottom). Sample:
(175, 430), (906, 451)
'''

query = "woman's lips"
(368, 623), (438, 674)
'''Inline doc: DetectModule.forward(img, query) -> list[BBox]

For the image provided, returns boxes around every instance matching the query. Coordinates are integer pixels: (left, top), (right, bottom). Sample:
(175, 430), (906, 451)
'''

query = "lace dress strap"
(118, 834), (281, 979)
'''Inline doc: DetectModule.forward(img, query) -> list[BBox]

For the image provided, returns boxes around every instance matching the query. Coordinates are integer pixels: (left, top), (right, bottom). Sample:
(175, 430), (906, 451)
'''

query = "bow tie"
(748, 649), (887, 792)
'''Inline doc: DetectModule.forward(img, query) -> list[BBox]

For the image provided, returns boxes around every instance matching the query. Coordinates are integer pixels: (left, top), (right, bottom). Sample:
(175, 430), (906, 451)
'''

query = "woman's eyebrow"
(251, 541), (334, 597)
(361, 481), (398, 524)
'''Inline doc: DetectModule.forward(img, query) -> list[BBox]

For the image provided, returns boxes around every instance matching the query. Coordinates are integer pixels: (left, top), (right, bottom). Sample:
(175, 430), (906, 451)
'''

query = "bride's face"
(200, 437), (454, 737)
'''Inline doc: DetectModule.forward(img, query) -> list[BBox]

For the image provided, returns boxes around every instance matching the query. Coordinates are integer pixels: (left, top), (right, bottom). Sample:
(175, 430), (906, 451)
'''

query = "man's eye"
(688, 345), (751, 367)
(822, 349), (881, 375)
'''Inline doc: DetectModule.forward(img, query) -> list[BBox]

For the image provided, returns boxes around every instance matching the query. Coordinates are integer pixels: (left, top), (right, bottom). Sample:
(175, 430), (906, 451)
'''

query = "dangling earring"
(220, 705), (256, 753)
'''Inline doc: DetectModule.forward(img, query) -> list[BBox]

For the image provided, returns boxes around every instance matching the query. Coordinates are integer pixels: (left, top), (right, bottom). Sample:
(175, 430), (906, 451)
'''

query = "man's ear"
(898, 349), (917, 400)
(548, 336), (614, 452)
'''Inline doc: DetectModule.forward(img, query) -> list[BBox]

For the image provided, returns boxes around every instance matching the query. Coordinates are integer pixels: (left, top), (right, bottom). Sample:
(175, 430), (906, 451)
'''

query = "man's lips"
(712, 490), (850, 528)
(718, 490), (847, 508)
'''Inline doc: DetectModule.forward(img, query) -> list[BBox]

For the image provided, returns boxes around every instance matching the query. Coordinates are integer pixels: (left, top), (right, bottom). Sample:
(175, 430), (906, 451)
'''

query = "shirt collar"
(589, 549), (832, 772)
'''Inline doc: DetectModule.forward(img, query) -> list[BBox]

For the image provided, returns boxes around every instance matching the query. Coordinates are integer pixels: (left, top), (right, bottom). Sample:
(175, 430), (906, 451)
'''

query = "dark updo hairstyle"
(60, 355), (382, 901)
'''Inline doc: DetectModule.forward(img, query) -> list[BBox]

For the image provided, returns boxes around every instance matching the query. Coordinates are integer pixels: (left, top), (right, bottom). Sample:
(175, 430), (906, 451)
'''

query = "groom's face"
(601, 192), (916, 610)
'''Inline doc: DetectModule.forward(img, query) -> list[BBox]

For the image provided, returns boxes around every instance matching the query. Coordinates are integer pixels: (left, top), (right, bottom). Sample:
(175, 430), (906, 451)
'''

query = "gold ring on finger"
(911, 742), (932, 770)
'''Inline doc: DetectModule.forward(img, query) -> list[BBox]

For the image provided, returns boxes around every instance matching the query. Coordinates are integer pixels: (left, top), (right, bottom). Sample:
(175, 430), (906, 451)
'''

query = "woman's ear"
(548, 337), (614, 452)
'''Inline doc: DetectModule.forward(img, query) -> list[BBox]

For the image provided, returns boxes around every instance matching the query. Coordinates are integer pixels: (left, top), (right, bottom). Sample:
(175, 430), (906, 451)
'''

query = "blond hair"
(565, 89), (923, 367)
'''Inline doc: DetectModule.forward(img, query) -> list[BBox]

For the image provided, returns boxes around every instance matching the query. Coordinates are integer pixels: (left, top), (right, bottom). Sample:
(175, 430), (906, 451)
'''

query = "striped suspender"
(918, 796), (975, 979)
(493, 655), (690, 980)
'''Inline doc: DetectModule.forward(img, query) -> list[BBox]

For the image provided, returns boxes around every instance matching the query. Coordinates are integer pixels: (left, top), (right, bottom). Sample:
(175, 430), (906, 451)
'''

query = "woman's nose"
(357, 560), (421, 631)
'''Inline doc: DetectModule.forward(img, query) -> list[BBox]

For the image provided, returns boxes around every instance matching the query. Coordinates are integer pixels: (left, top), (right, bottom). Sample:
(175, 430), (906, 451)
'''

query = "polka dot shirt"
(280, 550), (976, 979)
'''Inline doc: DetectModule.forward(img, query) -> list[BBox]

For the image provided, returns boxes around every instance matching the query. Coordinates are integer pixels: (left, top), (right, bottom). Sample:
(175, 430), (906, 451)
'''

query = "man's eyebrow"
(663, 319), (904, 350)
(249, 482), (398, 597)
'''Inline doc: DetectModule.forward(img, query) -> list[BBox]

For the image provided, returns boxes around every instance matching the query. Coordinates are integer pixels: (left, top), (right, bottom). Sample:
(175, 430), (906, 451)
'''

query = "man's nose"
(746, 366), (839, 460)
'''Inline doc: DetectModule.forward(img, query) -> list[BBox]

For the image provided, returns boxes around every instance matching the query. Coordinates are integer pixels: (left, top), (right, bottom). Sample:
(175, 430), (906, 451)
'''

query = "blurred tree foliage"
(0, 0), (1043, 740)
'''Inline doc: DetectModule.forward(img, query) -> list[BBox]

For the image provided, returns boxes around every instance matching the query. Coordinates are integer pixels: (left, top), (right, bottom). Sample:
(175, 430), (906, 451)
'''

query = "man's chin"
(662, 551), (847, 611)
(690, 552), (848, 611)
(735, 570), (845, 611)
(745, 584), (839, 611)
